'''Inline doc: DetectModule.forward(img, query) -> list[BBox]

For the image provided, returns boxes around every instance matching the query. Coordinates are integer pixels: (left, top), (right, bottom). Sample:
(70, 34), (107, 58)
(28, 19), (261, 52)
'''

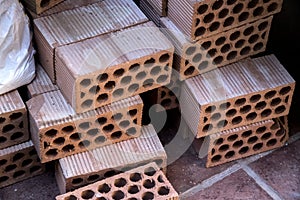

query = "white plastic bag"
(0, 0), (36, 95)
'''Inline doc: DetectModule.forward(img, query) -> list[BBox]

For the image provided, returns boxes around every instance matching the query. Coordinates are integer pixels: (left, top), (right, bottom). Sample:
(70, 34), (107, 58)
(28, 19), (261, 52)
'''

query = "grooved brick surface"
(27, 64), (59, 98)
(160, 16), (273, 80)
(0, 141), (45, 188)
(206, 118), (288, 167)
(55, 124), (167, 193)
(140, 0), (161, 27)
(33, 0), (148, 82)
(180, 54), (295, 138)
(0, 90), (29, 150)
(56, 162), (179, 200)
(168, 0), (283, 41)
(141, 0), (168, 16)
(26, 90), (143, 163)
(20, 0), (65, 14)
(56, 21), (174, 113)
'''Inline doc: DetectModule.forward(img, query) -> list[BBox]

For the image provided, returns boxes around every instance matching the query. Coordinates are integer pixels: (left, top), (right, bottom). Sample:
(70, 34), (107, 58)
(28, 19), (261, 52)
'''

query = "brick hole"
(113, 88), (124, 98)
(0, 117), (5, 124)
(212, 0), (224, 10)
(95, 135), (106, 144)
(161, 99), (172, 107)
(142, 192), (154, 200)
(155, 159), (164, 166)
(81, 99), (93, 109)
(22, 159), (33, 167)
(158, 186), (170, 196)
(227, 0), (237, 5)
(235, 98), (246, 106)
(233, 3), (243, 14)
(213, 56), (223, 65)
(239, 12), (249, 22)
(128, 198), (137, 200)
(104, 170), (119, 178)
(242, 130), (252, 138)
(250, 94), (261, 103)
(114, 69), (125, 78)
(230, 31), (241, 41)
(197, 4), (209, 14)
(217, 120), (228, 128)
(114, 178), (127, 188)
(211, 155), (222, 163)
(235, 39), (246, 48)
(195, 27), (206, 37)
(29, 149), (37, 156)
(129, 64), (141, 73)
(261, 132), (272, 140)
(97, 93), (108, 104)
(62, 125), (74, 134)
(203, 124), (213, 132)
(45, 129), (58, 138)
(62, 144), (75, 152)
(136, 71), (147, 80)
(186, 46), (196, 55)
(128, 84), (139, 93)
(209, 22), (220, 32)
(248, 136), (258, 144)
(261, 109), (272, 118)
(79, 122), (91, 130)
(227, 134), (238, 142)
(279, 86), (292, 95)
(87, 128), (100, 137)
(9, 112), (23, 120)
(198, 61), (209, 70)
(121, 76), (132, 85)
(11, 132), (24, 140)
(43, 141), (49, 148)
(157, 75), (168, 83)
(0, 159), (7, 166)
(253, 6), (264, 17)
(128, 185), (140, 194)
(248, 0), (259, 8)
(30, 166), (42, 174)
(5, 164), (17, 172)
(263, 0), (271, 2)
(113, 190), (125, 200)
(193, 53), (202, 63)
(214, 138), (224, 145)
(81, 92), (85, 99)
(219, 8), (229, 18)
(205, 105), (216, 113)
(240, 105), (251, 114)
(144, 58), (155, 68)
(133, 118), (138, 124)
(265, 90), (276, 99)
(216, 37), (226, 46)
(196, 18), (201, 27)
(271, 97), (282, 107)
(219, 102), (231, 110)
(126, 127), (137, 136)
(13, 170), (26, 178)
(89, 86), (100, 94)
(246, 112), (257, 121)
(143, 179), (156, 189)
(2, 124), (15, 133)
(240, 46), (251, 55)
(64, 195), (77, 200)
(97, 73), (109, 83)
(202, 41), (212, 50)
(243, 27), (254, 37)
(157, 175), (165, 183)
(111, 131), (122, 139)
(103, 124), (114, 133)
(19, 121), (24, 129)
(119, 120), (130, 128)
(239, 146), (249, 155)
(0, 136), (7, 143)
(204, 13), (215, 23)
(13, 152), (25, 162)
(253, 143), (263, 151)
(81, 190), (95, 199)
(249, 34), (259, 44)
(184, 66), (195, 76)
(145, 167), (156, 176)
(258, 21), (269, 31)
(224, 17), (234, 27)
(53, 137), (65, 145)
(159, 53), (170, 63)
(227, 51), (238, 60)
(112, 113), (123, 121)
(253, 42), (264, 51)
(80, 79), (91, 88)
(208, 48), (217, 57)
(0, 176), (9, 183)
(275, 105), (286, 114)
(70, 133), (81, 141)
(225, 151), (235, 159)
(98, 183), (111, 193)
(130, 173), (142, 182)
(104, 81), (116, 91)
(233, 140), (243, 148)
(220, 44), (231, 53)
(150, 66), (162, 76)
(128, 109), (138, 118)
(79, 140), (90, 148)
(212, 148), (216, 155)
(261, 32), (267, 39)
(40, 0), (50, 7)
(219, 144), (229, 152)
(255, 101), (267, 110)
(256, 126), (267, 134)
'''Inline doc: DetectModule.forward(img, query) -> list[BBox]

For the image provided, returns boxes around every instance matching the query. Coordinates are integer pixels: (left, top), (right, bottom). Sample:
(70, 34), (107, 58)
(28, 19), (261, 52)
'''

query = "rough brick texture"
(56, 21), (174, 113)
(33, 0), (148, 82)
(20, 0), (65, 14)
(0, 140), (45, 188)
(26, 90), (143, 163)
(180, 54), (295, 138)
(27, 64), (59, 99)
(55, 124), (167, 193)
(0, 90), (29, 150)
(160, 16), (273, 80)
(168, 0), (283, 41)
(56, 162), (178, 200)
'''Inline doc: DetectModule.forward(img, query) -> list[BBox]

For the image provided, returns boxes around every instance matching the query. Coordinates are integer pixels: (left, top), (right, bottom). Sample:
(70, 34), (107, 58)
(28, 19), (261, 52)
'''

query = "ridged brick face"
(168, 0), (283, 41)
(56, 163), (179, 200)
(20, 0), (65, 14)
(0, 90), (29, 150)
(0, 141), (45, 188)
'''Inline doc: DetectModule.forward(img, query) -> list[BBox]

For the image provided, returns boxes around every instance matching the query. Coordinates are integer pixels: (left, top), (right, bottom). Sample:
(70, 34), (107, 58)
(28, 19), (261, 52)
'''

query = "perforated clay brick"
(56, 21), (174, 113)
(20, 0), (65, 14)
(180, 54), (295, 138)
(55, 124), (167, 193)
(33, 0), (148, 82)
(56, 162), (179, 200)
(0, 140), (45, 188)
(0, 90), (29, 150)
(26, 90), (143, 163)
(168, 0), (283, 41)
(27, 64), (59, 99)
(160, 16), (273, 80)
(206, 118), (288, 167)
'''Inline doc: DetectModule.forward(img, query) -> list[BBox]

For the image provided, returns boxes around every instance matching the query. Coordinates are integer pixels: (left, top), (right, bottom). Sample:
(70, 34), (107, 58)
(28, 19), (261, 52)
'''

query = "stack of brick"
(22, 0), (177, 196)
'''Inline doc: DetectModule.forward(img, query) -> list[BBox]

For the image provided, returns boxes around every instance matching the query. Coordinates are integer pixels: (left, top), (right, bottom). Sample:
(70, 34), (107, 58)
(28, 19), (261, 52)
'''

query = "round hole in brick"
(248, 0), (259, 8)
(228, 134), (238, 142)
(113, 69), (125, 78)
(121, 76), (132, 86)
(196, 18), (200, 26)
(157, 175), (165, 183)
(250, 94), (261, 103)
(213, 56), (223, 65)
(150, 66), (162, 76)
(248, 136), (258, 144)
(212, 113), (221, 121)
(271, 122), (280, 130)
(79, 122), (90, 130)
(239, 146), (249, 155)
(184, 66), (195, 76)
(64, 195), (77, 200)
(271, 98), (282, 107)
(233, 140), (243, 148)
(0, 136), (7, 143)
(144, 58), (155, 67)
(129, 64), (140, 72)
(129, 109), (138, 117)
(279, 86), (291, 95)
(70, 133), (81, 141)
(159, 53), (170, 63)
(221, 44), (231, 53)
(253, 143), (263, 151)
(104, 170), (118, 178)
(9, 112), (23, 120)
(230, 31), (241, 41)
(53, 137), (65, 145)
(119, 120), (130, 128)
(195, 27), (206, 37)
(261, 132), (272, 140)
(225, 151), (235, 159)
(253, 6), (264, 17)
(112, 190), (125, 200)
(13, 170), (26, 178)
(128, 185), (140, 194)
(258, 21), (269, 31)
(0, 176), (9, 183)
(0, 117), (5, 124)
(205, 105), (216, 113)
(233, 3), (243, 13)
(133, 118), (138, 124)
(22, 159), (33, 167)
(111, 131), (122, 139)
(240, 46), (251, 55)
(104, 81), (116, 91)
(219, 144), (229, 152)
(127, 127), (137, 136)
(97, 93), (108, 104)
(45, 129), (58, 138)
(216, 37), (226, 46)
(62, 144), (75, 152)
(143, 179), (155, 189)
(80, 79), (91, 88)
(275, 105), (286, 114)
(219, 8), (229, 18)
(40, 0), (50, 7)
(198, 61), (209, 70)
(11, 132), (24, 140)
(62, 125), (74, 133)
(197, 4), (208, 14)
(261, 109), (272, 118)
(81, 99), (93, 109)
(240, 105), (251, 114)
(2, 124), (15, 133)
(224, 16), (234, 27)
(212, 148), (216, 155)
(81, 92), (86, 99)
(0, 159), (7, 166)
(13, 152), (25, 162)
(204, 13), (215, 23)
(157, 75), (168, 83)
(142, 192), (154, 200)
(95, 136), (106, 144)
(97, 73), (109, 83)
(103, 124), (114, 133)
(130, 173), (142, 182)
(213, 0), (224, 10)
(5, 164), (17, 172)
(208, 48), (217, 57)
(202, 41), (211, 50)
(81, 190), (95, 199)
(98, 183), (111, 193)
(261, 32), (267, 39)
(242, 130), (252, 138)
(114, 178), (127, 188)
(89, 86), (100, 94)
(239, 12), (249, 22)
(128, 84), (139, 93)
(87, 128), (100, 137)
(214, 138), (224, 145)
(227, 51), (237, 60)
(227, 0), (237, 5)
(30, 166), (42, 174)
(193, 53), (202, 63)
(45, 149), (58, 158)
(155, 159), (164, 166)
(255, 101), (267, 110)
(145, 167), (156, 176)
(79, 140), (91, 148)
(158, 186), (170, 196)
(220, 102), (231, 110)
(265, 90), (277, 99)
(246, 112), (257, 121)
(257, 126), (267, 134)
(136, 72), (147, 80)
(235, 98), (246, 106)
(128, 198), (137, 200)
(203, 124), (213, 132)
(211, 155), (222, 163)
(161, 99), (172, 107)
(235, 39), (246, 48)
(254, 42), (264, 51)
(276, 129), (285, 137)
(112, 113), (122, 121)
(113, 88), (124, 98)
(243, 27), (254, 37)
(263, 0), (271, 2)
(186, 46), (196, 55)
(249, 34), (259, 44)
